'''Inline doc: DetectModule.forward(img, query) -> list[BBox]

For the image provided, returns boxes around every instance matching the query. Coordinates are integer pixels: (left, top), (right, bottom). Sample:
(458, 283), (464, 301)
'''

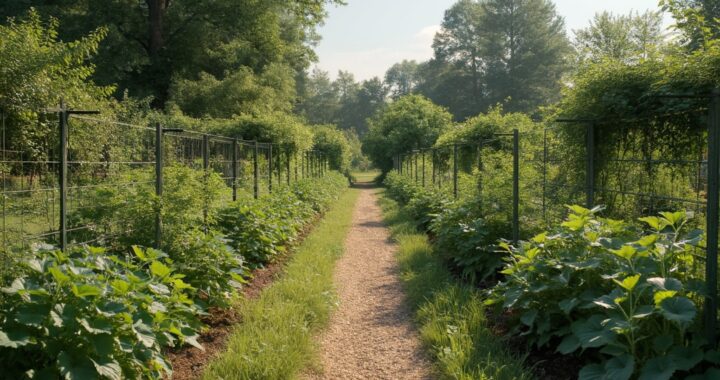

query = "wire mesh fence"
(393, 95), (720, 341)
(0, 107), (329, 256)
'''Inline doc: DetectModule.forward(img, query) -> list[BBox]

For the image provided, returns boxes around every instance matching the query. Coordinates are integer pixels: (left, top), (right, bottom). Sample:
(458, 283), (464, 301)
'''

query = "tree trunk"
(147, 0), (166, 57)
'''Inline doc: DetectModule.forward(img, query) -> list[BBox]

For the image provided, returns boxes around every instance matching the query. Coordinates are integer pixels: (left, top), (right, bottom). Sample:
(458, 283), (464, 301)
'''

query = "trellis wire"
(394, 94), (720, 344)
(0, 107), (329, 255)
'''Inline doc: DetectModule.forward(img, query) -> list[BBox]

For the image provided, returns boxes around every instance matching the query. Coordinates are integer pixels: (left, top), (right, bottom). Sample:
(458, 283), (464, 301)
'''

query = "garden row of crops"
(0, 116), (349, 379)
(385, 169), (720, 379)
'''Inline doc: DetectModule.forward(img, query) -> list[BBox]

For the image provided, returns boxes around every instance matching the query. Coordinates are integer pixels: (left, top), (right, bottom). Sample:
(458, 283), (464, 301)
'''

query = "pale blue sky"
(316, 0), (671, 80)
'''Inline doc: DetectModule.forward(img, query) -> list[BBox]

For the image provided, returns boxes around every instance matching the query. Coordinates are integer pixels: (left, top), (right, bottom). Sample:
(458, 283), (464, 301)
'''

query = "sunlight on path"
(305, 186), (433, 380)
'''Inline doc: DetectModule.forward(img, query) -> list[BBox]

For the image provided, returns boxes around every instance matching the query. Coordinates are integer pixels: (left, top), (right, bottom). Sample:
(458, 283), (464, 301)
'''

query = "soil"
(303, 186), (433, 380)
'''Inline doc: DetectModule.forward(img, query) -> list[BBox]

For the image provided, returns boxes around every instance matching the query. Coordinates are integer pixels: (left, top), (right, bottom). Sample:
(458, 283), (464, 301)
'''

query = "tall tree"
(385, 60), (421, 99)
(423, 0), (570, 118)
(0, 0), (344, 109)
(479, 0), (570, 113)
(432, 0), (486, 113)
(363, 95), (452, 171)
(573, 11), (665, 63)
(338, 77), (388, 135)
(661, 0), (720, 49)
(295, 68), (340, 124)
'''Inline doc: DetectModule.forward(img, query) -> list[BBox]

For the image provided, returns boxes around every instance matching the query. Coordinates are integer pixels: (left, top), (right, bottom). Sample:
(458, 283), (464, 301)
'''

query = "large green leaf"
(91, 358), (122, 380)
(571, 315), (615, 348)
(150, 261), (172, 278)
(668, 346), (703, 371)
(72, 284), (103, 298)
(78, 318), (113, 335)
(133, 322), (156, 348)
(610, 245), (637, 261)
(520, 310), (537, 327)
(638, 356), (676, 380)
(647, 277), (683, 291)
(660, 296), (696, 325)
(579, 355), (633, 380)
(14, 303), (50, 327)
(0, 329), (32, 348)
(57, 351), (99, 380)
(615, 274), (641, 291)
(556, 334), (580, 354)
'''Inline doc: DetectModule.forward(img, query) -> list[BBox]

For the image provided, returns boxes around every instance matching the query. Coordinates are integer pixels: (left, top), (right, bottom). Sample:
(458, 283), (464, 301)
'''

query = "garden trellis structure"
(393, 90), (720, 345)
(0, 104), (329, 255)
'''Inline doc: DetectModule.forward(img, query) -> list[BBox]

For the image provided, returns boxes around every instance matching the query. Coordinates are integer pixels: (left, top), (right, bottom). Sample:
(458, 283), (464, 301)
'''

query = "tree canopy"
(362, 95), (452, 171)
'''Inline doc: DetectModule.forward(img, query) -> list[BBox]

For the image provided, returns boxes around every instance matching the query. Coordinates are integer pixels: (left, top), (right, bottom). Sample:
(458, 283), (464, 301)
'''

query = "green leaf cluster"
(0, 246), (201, 379)
(490, 207), (718, 379)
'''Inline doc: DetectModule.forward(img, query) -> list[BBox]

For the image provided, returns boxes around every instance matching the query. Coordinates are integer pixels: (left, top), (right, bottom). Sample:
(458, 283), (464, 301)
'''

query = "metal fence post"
(432, 150), (436, 186)
(453, 144), (458, 199)
(513, 129), (520, 244)
(59, 103), (68, 251)
(478, 142), (483, 198)
(705, 89), (720, 345)
(253, 141), (259, 199)
(202, 134), (209, 230)
(586, 123), (596, 209)
(415, 152), (419, 183)
(268, 143), (273, 193)
(422, 150), (426, 187)
(543, 129), (548, 223)
(295, 152), (298, 182)
(232, 138), (238, 201)
(286, 148), (291, 185)
(277, 146), (282, 185)
(155, 123), (163, 248)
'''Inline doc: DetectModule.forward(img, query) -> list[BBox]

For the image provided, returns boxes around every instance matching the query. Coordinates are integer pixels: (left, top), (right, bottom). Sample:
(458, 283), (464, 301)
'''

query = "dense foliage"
(0, 172), (348, 379)
(363, 95), (452, 172)
(0, 1), (344, 110)
(385, 170), (720, 379)
(490, 207), (718, 379)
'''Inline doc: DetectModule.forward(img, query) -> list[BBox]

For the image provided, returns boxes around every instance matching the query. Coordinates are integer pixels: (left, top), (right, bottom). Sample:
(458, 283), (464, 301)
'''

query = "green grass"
(378, 192), (534, 380)
(202, 187), (360, 380)
(351, 170), (380, 183)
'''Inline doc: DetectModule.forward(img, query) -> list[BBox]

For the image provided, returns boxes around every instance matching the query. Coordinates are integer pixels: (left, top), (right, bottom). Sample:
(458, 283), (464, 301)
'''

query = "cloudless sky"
(315, 0), (671, 81)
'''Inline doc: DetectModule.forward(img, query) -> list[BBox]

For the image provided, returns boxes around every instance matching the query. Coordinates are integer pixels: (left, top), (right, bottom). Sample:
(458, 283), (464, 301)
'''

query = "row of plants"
(384, 172), (720, 380)
(0, 171), (348, 379)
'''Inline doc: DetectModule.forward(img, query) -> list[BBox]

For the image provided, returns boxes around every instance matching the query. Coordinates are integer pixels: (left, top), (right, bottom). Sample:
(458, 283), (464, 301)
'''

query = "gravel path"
(305, 187), (433, 380)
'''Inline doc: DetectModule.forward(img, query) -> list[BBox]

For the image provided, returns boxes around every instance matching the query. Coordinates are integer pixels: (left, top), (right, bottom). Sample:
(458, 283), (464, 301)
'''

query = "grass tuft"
(202, 188), (360, 380)
(379, 193), (534, 380)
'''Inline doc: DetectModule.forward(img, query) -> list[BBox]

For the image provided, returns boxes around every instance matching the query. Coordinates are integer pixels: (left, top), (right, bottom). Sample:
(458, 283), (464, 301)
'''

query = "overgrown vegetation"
(0, 173), (348, 379)
(384, 171), (720, 379)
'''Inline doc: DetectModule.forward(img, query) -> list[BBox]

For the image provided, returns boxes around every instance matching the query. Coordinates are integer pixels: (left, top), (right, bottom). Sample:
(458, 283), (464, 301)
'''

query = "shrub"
(488, 206), (718, 379)
(165, 231), (248, 307)
(430, 198), (508, 284)
(0, 246), (202, 379)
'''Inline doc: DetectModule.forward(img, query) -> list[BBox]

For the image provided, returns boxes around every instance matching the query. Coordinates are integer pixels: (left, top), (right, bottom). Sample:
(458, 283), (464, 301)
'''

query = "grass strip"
(378, 191), (534, 380)
(202, 188), (360, 380)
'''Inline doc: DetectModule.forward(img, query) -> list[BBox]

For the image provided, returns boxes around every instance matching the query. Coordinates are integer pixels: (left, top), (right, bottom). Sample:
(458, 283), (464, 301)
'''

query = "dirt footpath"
(305, 187), (433, 380)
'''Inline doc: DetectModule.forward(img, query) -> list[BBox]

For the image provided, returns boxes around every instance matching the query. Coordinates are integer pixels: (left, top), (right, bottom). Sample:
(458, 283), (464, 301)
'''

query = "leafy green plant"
(0, 245), (202, 379)
(431, 198), (508, 284)
(166, 231), (248, 307)
(489, 206), (717, 379)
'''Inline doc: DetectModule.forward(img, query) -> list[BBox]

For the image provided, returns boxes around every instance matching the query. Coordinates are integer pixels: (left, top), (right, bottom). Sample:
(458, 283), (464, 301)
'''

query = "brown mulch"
(166, 214), (322, 380)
